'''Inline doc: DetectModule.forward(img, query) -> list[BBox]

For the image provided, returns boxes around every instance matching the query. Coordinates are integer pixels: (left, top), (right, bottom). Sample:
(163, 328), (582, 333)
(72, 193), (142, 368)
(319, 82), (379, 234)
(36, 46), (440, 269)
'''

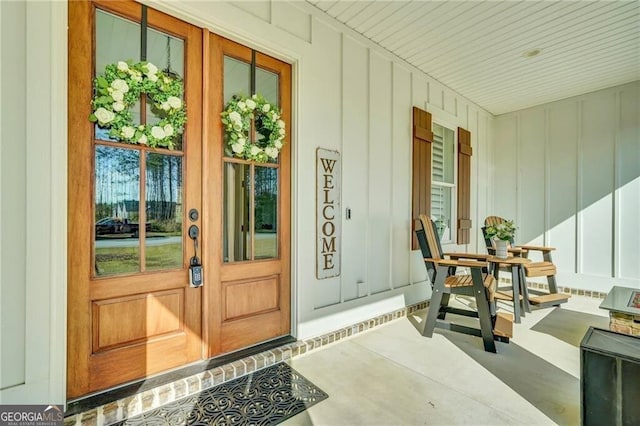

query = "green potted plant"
(485, 219), (516, 258)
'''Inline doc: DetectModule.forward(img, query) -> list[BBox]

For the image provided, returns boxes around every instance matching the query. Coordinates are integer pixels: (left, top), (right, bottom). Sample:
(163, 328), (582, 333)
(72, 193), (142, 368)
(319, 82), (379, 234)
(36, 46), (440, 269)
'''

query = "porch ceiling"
(306, 0), (640, 115)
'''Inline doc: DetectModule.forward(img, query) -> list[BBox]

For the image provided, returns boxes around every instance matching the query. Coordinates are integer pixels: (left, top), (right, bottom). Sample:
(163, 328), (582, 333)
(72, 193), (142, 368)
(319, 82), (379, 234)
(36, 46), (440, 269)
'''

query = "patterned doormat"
(113, 363), (328, 425)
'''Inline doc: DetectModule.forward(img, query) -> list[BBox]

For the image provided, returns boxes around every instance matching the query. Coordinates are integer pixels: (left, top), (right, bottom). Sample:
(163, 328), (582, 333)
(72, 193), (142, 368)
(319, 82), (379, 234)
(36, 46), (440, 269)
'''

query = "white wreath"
(90, 60), (186, 149)
(221, 94), (285, 163)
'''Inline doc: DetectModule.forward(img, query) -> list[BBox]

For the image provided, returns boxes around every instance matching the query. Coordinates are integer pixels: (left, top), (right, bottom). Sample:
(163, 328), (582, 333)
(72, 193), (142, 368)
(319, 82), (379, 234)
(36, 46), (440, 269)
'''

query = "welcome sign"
(316, 148), (341, 279)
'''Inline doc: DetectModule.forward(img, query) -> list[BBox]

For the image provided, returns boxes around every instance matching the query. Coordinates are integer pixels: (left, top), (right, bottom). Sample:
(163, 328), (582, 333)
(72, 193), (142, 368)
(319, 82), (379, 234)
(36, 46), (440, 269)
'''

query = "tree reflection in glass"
(94, 146), (140, 276)
(254, 166), (278, 259)
(146, 153), (183, 271)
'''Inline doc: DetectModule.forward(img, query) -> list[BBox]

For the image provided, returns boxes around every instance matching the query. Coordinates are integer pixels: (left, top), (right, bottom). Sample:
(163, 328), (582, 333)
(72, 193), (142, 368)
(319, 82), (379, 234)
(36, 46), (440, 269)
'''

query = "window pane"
(432, 123), (455, 184)
(145, 153), (183, 271)
(256, 67), (280, 164)
(431, 186), (452, 242)
(256, 67), (279, 107)
(96, 10), (140, 79)
(254, 166), (278, 259)
(95, 10), (141, 142)
(223, 162), (251, 262)
(223, 56), (251, 158)
(224, 56), (250, 104)
(147, 28), (184, 78)
(146, 28), (185, 150)
(94, 146), (141, 276)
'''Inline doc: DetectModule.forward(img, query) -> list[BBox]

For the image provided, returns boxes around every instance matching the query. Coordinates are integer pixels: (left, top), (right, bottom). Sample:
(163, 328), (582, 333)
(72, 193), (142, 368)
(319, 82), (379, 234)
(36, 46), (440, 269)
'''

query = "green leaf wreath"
(220, 94), (285, 163)
(89, 60), (186, 149)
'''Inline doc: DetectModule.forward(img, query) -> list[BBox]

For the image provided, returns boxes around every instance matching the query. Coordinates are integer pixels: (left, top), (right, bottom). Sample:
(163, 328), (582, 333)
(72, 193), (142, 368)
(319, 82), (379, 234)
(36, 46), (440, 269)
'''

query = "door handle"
(188, 225), (202, 287)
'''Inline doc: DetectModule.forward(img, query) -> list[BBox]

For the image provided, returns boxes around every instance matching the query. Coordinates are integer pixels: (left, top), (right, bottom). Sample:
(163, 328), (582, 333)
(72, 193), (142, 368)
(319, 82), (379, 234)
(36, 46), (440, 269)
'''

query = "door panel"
(207, 35), (292, 357)
(68, 1), (203, 398)
(223, 276), (280, 321)
(92, 290), (184, 352)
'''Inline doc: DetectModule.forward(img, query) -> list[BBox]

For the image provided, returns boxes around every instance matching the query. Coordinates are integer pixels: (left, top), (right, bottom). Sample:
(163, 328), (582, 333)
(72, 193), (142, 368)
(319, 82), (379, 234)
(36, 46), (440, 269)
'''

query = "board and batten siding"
(260, 4), (493, 336)
(492, 81), (640, 292)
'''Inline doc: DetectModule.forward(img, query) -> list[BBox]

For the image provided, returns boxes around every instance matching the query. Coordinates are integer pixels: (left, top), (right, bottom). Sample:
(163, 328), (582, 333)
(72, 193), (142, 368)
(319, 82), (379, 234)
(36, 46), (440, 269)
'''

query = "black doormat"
(113, 363), (328, 426)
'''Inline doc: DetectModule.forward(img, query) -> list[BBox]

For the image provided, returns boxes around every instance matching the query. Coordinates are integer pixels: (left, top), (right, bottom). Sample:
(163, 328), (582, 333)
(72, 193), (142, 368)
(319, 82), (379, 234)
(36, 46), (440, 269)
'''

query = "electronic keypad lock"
(189, 257), (203, 288)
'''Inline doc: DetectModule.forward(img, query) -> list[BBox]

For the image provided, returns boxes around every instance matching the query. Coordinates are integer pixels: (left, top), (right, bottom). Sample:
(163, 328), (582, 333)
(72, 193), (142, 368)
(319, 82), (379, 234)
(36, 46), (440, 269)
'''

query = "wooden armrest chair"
(482, 216), (570, 308)
(415, 214), (512, 353)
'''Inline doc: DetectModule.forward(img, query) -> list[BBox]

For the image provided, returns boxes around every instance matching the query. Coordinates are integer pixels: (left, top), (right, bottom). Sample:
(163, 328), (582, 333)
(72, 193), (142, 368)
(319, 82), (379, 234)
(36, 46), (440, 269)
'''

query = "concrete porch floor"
(283, 295), (609, 425)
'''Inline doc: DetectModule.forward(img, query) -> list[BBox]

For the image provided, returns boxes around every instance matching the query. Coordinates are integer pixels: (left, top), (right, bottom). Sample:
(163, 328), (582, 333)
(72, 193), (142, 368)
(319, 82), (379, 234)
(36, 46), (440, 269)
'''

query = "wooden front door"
(205, 36), (292, 356)
(68, 1), (291, 399)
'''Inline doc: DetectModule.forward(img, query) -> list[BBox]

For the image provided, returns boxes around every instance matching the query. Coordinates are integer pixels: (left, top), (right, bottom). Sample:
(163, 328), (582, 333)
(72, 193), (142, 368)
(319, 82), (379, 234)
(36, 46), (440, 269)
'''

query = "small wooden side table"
(487, 256), (532, 323)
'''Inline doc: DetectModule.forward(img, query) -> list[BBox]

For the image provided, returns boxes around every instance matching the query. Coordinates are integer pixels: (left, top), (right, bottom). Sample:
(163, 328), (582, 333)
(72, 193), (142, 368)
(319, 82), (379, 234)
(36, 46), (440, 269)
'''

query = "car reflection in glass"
(95, 217), (151, 238)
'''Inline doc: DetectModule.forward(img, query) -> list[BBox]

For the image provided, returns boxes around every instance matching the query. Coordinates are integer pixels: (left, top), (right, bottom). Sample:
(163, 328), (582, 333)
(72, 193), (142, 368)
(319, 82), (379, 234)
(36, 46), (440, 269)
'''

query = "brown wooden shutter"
(457, 127), (472, 244)
(411, 107), (433, 249)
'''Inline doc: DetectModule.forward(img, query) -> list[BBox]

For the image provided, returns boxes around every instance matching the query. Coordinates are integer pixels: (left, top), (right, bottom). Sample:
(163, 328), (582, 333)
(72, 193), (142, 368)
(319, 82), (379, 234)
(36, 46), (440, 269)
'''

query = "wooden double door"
(68, 1), (291, 398)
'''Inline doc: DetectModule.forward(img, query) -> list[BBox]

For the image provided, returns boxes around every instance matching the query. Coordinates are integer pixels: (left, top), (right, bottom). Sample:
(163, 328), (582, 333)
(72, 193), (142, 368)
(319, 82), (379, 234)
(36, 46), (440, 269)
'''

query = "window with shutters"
(431, 123), (456, 242)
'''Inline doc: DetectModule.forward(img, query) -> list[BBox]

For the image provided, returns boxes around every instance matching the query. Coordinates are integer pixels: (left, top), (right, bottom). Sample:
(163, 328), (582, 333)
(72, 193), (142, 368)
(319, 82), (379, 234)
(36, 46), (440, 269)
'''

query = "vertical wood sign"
(316, 148), (341, 279)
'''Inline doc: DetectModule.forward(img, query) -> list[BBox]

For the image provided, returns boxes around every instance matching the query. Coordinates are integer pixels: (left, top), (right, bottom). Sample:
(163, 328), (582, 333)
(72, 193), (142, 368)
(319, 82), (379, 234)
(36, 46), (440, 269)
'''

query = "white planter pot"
(495, 239), (509, 258)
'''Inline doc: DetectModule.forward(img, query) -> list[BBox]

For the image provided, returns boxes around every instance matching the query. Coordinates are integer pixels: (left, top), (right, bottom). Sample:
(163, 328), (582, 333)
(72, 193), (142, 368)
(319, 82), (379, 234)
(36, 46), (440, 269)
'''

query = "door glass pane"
(146, 28), (185, 150)
(95, 10), (141, 142)
(223, 162), (251, 262)
(147, 28), (184, 77)
(95, 10), (140, 81)
(256, 67), (279, 106)
(254, 166), (278, 259)
(94, 145), (141, 276)
(145, 153), (183, 271)
(224, 56), (250, 104)
(256, 67), (280, 164)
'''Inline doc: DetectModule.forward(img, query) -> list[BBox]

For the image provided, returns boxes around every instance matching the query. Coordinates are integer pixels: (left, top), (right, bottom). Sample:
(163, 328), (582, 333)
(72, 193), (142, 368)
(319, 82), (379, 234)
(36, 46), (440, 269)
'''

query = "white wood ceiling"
(307, 0), (640, 115)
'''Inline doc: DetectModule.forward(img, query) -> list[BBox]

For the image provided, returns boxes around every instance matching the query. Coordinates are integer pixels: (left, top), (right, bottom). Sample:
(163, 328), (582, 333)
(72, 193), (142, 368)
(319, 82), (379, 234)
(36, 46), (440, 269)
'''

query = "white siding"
(493, 81), (640, 291)
(474, 113), (492, 253)
(492, 116), (518, 219)
(391, 63), (412, 287)
(341, 35), (368, 302)
(304, 19), (342, 309)
(518, 109), (546, 246)
(617, 88), (640, 281)
(272, 1), (311, 43)
(367, 51), (392, 295)
(0, 0), (66, 405)
(547, 102), (578, 271)
(1, 0), (27, 392)
(581, 94), (616, 277)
